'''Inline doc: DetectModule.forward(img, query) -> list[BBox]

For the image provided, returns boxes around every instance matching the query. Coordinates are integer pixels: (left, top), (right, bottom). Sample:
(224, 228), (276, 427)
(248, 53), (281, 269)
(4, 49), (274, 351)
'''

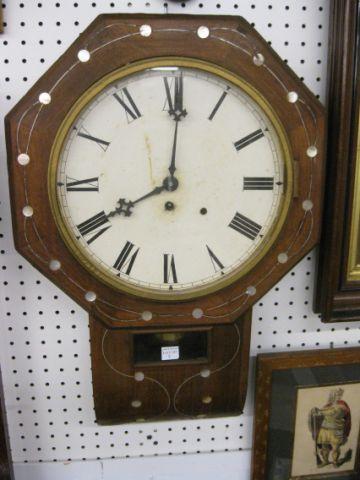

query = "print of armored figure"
(309, 388), (352, 468)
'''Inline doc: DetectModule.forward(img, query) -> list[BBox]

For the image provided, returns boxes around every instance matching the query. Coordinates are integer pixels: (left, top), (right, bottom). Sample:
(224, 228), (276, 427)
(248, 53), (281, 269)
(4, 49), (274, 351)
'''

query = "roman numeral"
(163, 254), (178, 284)
(64, 176), (99, 192)
(229, 212), (262, 240)
(234, 129), (264, 151)
(206, 245), (224, 272)
(76, 211), (111, 244)
(113, 88), (141, 122)
(208, 87), (230, 120)
(113, 241), (139, 275)
(163, 75), (187, 120)
(77, 128), (110, 152)
(85, 226), (111, 245)
(243, 177), (274, 190)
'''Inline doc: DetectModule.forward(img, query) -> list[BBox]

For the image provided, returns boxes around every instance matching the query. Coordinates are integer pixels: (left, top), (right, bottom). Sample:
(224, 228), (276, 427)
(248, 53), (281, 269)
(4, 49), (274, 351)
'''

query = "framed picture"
(0, 365), (14, 480)
(315, 0), (360, 322)
(252, 347), (360, 480)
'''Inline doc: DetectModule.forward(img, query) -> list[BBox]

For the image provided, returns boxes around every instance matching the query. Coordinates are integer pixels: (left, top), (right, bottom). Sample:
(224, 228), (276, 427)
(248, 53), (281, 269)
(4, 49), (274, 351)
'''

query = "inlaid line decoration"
(101, 329), (171, 419)
(173, 323), (241, 417)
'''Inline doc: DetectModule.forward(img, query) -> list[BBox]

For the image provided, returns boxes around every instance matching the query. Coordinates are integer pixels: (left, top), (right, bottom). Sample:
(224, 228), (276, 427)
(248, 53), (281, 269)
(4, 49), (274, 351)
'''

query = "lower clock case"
(90, 311), (251, 423)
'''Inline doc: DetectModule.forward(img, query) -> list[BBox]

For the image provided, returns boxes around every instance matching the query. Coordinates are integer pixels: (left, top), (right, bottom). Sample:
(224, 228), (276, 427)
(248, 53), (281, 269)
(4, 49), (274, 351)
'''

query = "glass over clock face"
(50, 59), (291, 300)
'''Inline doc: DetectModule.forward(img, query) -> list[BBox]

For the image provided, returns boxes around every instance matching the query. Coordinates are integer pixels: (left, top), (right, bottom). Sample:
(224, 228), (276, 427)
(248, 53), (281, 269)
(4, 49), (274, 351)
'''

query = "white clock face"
(53, 61), (290, 299)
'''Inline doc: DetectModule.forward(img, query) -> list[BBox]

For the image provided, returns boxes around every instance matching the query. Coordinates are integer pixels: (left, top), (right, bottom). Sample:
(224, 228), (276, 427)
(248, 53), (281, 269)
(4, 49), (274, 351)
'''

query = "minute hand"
(168, 120), (179, 177)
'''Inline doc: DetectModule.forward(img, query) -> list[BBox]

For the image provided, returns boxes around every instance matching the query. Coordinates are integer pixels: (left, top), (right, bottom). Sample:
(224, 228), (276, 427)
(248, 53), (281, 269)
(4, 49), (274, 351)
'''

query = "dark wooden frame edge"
(0, 365), (15, 480)
(315, 0), (360, 322)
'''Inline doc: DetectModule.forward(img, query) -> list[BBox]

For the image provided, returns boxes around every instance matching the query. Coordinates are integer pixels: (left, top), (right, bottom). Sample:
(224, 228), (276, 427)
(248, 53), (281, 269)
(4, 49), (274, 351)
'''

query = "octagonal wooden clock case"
(5, 14), (325, 423)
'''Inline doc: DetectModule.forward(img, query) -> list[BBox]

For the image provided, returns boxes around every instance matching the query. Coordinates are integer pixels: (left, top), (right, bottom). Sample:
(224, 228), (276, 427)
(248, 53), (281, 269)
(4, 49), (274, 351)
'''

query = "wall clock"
(6, 14), (325, 422)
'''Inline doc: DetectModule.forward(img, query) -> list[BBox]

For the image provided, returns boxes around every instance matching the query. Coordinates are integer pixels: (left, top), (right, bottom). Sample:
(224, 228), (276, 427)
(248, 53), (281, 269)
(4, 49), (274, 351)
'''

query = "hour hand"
(164, 74), (187, 121)
(132, 185), (165, 205)
(107, 185), (165, 218)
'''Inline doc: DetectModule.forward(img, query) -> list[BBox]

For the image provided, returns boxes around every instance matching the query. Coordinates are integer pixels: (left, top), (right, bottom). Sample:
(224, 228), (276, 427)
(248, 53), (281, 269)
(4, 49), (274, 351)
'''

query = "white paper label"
(161, 346), (180, 361)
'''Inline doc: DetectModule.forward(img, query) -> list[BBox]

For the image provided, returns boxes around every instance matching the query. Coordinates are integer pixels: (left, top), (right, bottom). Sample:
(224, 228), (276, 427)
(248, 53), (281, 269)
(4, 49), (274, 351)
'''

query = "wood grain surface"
(90, 310), (252, 424)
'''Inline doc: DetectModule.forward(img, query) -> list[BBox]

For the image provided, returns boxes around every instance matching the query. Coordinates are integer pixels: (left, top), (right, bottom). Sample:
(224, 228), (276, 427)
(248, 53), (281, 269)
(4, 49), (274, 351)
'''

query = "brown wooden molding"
(315, 0), (360, 322)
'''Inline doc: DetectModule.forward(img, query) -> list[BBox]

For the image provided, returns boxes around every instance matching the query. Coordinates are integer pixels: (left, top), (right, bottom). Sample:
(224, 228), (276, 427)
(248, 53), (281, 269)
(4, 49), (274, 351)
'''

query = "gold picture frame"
(347, 111), (360, 281)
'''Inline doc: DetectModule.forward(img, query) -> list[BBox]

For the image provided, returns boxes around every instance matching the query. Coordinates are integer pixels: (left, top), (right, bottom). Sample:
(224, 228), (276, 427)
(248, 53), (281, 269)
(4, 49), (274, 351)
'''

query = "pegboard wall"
(1, 1), (359, 479)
